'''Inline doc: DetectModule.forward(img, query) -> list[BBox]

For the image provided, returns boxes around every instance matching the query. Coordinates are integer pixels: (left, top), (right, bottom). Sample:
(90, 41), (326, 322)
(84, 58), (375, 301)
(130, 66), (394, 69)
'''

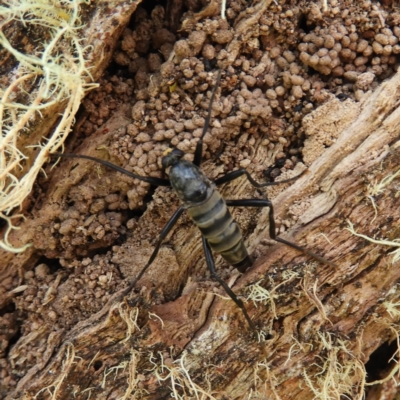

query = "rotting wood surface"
(2, 2), (400, 400)
(2, 71), (400, 400)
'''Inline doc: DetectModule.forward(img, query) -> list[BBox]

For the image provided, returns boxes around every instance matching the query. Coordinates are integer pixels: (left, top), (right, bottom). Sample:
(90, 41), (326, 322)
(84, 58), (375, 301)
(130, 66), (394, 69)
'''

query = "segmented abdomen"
(187, 189), (251, 272)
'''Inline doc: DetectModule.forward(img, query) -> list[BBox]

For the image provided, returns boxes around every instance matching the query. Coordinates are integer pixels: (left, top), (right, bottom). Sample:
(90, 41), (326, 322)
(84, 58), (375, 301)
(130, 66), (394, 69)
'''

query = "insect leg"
(201, 235), (256, 331)
(119, 206), (185, 298)
(51, 152), (171, 187)
(193, 70), (222, 167)
(226, 199), (336, 267)
(214, 168), (306, 187)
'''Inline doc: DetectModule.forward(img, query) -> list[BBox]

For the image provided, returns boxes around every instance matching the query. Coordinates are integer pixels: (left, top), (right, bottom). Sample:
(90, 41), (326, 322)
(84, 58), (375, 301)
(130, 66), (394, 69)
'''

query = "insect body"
(52, 70), (335, 332)
(163, 148), (251, 272)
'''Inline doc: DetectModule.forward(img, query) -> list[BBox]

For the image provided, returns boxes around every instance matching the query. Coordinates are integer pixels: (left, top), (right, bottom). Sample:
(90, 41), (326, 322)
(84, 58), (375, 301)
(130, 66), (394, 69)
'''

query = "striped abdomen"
(187, 189), (251, 272)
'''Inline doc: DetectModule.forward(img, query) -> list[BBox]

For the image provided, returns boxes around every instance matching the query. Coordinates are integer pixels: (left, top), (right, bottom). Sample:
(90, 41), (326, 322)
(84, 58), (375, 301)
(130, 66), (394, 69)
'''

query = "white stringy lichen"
(0, 0), (96, 252)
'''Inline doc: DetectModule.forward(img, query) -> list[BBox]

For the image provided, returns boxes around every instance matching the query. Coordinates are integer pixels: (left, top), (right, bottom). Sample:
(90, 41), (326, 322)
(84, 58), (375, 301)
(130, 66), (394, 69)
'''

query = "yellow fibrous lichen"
(0, 0), (96, 252)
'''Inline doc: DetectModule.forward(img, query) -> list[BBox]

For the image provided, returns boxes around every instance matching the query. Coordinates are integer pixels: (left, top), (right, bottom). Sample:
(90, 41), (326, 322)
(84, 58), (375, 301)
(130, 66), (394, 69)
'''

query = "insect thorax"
(168, 160), (212, 205)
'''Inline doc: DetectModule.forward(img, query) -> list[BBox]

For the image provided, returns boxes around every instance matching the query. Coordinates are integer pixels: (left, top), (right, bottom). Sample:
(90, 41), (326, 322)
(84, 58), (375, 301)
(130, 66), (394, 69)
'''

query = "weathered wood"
(3, 70), (400, 400)
(2, 2), (400, 399)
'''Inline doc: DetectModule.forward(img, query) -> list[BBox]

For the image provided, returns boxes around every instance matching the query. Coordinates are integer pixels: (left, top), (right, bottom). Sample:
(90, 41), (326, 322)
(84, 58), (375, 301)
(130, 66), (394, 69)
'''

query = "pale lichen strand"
(0, 0), (96, 252)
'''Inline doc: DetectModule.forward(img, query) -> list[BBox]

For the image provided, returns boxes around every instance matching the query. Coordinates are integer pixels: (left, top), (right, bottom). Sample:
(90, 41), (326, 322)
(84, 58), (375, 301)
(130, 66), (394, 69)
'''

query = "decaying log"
(3, 72), (400, 400)
(2, 2), (400, 400)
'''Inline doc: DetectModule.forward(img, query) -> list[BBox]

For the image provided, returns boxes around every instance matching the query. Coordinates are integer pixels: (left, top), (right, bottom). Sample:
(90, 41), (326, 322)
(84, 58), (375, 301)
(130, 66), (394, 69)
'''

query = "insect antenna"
(51, 152), (170, 187)
(193, 70), (222, 167)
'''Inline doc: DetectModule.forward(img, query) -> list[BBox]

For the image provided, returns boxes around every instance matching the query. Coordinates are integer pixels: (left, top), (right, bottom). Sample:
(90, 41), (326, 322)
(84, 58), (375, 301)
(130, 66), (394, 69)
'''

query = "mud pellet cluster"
(299, 25), (398, 78)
